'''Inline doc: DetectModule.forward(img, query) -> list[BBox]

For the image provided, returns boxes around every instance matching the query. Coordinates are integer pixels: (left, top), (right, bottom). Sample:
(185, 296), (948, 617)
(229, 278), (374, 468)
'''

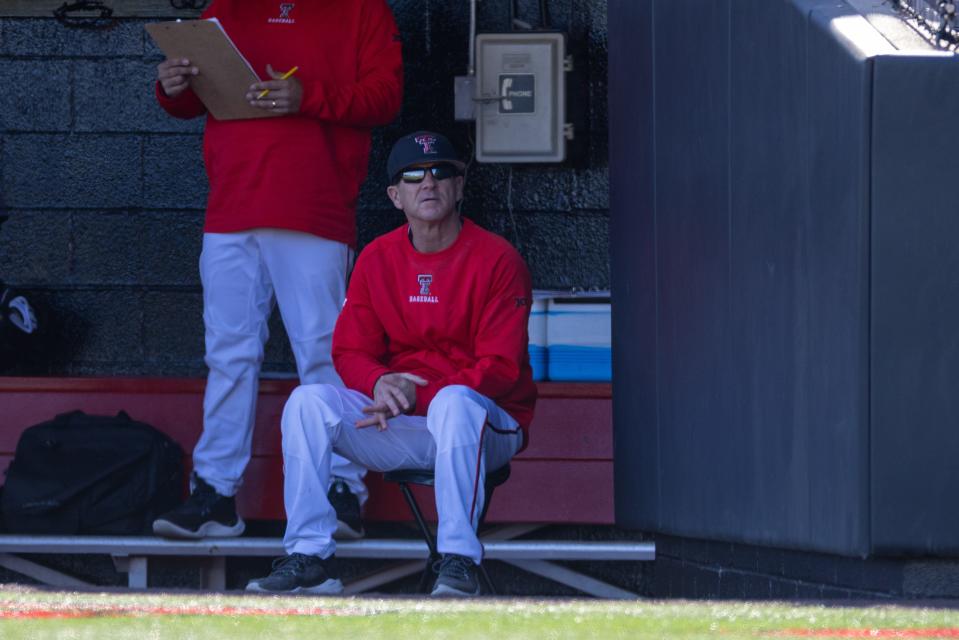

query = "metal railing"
(894, 0), (959, 48)
(0, 531), (654, 597)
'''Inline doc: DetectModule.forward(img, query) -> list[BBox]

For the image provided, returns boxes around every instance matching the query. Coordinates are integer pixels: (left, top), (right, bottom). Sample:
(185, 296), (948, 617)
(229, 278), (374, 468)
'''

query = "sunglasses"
(397, 163), (461, 184)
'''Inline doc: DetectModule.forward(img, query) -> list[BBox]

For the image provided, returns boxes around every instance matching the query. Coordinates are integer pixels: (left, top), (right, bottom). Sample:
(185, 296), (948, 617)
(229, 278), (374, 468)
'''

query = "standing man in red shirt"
(245, 131), (537, 596)
(150, 0), (403, 540)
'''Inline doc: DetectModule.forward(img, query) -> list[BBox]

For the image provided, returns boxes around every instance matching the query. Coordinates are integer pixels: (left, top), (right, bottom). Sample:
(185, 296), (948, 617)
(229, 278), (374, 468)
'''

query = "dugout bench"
(0, 377), (654, 597)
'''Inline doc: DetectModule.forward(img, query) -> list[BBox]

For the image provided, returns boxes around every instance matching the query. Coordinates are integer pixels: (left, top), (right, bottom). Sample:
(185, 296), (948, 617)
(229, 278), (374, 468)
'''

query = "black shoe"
(152, 473), (245, 539)
(430, 553), (481, 597)
(328, 477), (365, 539)
(246, 553), (343, 594)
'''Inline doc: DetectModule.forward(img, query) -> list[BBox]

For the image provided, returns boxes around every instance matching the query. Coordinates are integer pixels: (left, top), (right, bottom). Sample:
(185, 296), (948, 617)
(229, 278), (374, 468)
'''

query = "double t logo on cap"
(414, 135), (438, 154)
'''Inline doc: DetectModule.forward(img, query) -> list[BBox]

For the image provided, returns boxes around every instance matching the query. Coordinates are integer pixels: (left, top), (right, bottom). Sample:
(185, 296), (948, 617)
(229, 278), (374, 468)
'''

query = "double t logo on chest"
(268, 3), (296, 24)
(410, 274), (439, 304)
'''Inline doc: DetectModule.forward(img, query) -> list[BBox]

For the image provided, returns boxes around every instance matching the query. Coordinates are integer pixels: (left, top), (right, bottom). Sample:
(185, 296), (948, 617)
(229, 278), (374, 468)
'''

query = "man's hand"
(157, 58), (198, 99)
(356, 373), (428, 431)
(246, 64), (303, 115)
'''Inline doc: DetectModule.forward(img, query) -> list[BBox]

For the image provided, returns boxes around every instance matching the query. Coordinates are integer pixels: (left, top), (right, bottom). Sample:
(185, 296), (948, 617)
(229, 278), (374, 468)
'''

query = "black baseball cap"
(387, 131), (465, 182)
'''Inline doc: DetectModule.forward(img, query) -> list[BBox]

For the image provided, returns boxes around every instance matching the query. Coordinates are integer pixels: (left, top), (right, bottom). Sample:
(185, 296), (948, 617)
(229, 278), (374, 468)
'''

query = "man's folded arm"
(299, 0), (403, 127)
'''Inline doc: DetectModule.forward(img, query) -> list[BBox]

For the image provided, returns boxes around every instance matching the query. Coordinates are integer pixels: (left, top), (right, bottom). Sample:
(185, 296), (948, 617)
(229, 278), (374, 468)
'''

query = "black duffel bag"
(1, 410), (183, 534)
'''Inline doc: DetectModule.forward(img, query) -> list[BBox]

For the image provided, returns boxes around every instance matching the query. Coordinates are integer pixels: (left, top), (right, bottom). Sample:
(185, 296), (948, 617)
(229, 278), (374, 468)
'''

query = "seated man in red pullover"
(246, 131), (537, 596)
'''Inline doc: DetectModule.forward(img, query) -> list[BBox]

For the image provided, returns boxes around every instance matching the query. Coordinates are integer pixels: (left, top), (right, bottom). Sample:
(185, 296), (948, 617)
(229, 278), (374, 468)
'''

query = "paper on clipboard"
(146, 18), (281, 121)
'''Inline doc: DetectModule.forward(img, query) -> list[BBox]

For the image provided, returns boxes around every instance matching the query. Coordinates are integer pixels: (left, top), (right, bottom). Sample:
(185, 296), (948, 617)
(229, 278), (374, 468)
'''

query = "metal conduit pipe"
(468, 0), (478, 75)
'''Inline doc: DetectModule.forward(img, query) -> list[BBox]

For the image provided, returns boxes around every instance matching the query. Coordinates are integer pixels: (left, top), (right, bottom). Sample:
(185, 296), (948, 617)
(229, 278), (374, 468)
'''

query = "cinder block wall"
(0, 0), (609, 376)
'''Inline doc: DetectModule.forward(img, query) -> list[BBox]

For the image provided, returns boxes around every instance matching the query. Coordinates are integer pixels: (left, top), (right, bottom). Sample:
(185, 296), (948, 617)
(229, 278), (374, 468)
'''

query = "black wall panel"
(610, 0), (951, 556)
(653, 0), (737, 538)
(609, 0), (657, 527)
(870, 54), (959, 554)
(798, 6), (875, 554)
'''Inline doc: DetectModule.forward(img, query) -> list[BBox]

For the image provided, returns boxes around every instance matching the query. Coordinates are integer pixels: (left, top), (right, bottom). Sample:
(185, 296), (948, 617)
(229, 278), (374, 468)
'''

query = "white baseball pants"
(281, 384), (524, 564)
(192, 230), (367, 502)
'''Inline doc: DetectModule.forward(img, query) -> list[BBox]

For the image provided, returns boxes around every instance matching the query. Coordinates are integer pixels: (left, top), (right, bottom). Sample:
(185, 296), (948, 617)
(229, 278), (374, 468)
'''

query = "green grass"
(1, 587), (959, 639)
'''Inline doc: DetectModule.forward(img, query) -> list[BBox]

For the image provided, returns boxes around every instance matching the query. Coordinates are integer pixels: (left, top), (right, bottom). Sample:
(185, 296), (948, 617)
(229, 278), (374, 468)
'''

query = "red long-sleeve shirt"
(332, 219), (537, 445)
(155, 0), (403, 247)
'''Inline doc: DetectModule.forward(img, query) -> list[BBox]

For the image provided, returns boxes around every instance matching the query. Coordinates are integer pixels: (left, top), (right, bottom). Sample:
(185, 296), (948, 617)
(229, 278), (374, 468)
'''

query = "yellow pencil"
(257, 65), (298, 99)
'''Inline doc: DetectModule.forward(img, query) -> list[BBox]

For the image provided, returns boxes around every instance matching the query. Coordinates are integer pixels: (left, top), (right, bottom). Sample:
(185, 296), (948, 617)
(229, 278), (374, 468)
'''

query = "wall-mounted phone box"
(475, 32), (567, 163)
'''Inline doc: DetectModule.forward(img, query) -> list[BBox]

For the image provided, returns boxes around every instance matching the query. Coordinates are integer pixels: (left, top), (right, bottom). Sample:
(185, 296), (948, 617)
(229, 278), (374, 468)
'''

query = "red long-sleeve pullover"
(155, 0), (403, 247)
(332, 219), (537, 445)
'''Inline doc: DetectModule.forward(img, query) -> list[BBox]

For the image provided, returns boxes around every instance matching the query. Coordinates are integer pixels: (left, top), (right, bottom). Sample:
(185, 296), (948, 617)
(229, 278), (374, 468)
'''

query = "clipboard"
(146, 19), (282, 121)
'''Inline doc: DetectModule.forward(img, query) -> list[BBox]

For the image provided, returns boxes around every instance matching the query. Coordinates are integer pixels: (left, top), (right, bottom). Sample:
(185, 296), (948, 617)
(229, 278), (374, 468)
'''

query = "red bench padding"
(0, 378), (613, 524)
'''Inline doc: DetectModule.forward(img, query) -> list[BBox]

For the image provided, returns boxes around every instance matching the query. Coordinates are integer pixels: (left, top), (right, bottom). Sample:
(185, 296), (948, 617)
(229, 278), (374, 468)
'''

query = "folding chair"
(383, 463), (511, 594)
